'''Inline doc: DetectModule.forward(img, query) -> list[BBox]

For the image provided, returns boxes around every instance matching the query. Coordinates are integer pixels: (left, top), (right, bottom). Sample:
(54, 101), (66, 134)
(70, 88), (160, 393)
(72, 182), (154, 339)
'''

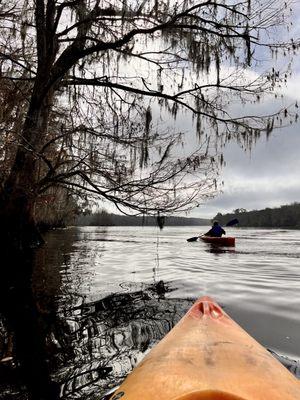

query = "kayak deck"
(201, 236), (235, 247)
(109, 296), (300, 400)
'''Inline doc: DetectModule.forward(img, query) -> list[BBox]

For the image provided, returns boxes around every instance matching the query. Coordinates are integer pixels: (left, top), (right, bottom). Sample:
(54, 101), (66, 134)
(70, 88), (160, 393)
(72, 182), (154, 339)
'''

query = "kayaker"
(204, 221), (226, 237)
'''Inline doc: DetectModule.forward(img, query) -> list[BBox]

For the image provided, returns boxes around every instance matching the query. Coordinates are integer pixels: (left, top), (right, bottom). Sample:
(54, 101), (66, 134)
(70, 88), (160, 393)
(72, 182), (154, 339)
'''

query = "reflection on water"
(55, 281), (193, 399)
(1, 226), (300, 399)
(205, 246), (236, 254)
(0, 242), (63, 399)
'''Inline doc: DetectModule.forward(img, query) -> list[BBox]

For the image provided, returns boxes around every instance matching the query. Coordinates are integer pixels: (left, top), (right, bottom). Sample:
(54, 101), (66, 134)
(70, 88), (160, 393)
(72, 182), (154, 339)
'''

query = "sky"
(173, 67), (300, 219)
(107, 62), (300, 220)
(189, 6), (300, 219)
(196, 119), (300, 218)
(192, 69), (300, 218)
(99, 1), (300, 219)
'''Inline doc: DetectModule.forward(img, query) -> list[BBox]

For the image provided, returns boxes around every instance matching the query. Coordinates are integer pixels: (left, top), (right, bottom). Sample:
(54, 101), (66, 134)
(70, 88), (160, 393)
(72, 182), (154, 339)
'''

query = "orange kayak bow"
(109, 296), (300, 400)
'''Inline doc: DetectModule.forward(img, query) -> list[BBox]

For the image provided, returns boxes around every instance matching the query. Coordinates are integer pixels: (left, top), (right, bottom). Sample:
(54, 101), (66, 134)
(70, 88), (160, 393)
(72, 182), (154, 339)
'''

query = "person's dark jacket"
(205, 225), (226, 237)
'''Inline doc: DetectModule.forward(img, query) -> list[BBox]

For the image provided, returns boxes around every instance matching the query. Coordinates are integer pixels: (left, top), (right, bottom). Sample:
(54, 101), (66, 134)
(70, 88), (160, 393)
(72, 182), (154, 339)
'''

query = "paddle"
(187, 235), (202, 242)
(186, 218), (239, 242)
(226, 218), (239, 227)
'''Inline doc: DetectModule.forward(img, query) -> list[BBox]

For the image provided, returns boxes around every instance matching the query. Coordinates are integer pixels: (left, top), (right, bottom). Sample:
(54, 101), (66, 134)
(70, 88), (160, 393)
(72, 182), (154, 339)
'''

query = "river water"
(32, 225), (300, 399)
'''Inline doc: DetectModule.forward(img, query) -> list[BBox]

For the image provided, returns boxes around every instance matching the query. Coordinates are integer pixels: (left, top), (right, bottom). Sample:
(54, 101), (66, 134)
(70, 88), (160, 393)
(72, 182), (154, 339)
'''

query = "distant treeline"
(214, 203), (300, 228)
(76, 210), (210, 226)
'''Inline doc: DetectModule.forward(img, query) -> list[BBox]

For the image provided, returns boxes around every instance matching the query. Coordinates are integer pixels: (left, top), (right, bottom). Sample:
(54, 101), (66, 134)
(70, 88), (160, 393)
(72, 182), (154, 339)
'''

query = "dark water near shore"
(2, 226), (300, 399)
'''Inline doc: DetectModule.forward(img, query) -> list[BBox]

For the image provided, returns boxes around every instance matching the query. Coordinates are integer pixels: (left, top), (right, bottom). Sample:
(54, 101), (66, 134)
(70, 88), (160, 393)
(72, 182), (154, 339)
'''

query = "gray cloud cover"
(189, 2), (300, 221)
(195, 111), (300, 218)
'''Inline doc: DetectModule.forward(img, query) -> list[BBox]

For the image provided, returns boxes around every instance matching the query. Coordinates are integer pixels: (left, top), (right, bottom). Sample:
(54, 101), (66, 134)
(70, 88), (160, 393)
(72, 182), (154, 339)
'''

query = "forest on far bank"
(76, 211), (210, 227)
(215, 203), (300, 229)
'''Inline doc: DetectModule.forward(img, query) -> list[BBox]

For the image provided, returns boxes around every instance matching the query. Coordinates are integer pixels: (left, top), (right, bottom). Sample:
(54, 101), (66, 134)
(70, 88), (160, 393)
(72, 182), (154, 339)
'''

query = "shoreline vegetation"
(74, 202), (300, 228)
(214, 203), (300, 229)
(76, 211), (210, 227)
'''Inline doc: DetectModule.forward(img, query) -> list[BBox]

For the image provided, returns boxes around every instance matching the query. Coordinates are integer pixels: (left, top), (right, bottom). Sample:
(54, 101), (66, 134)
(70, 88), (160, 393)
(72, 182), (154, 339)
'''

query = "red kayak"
(201, 236), (235, 246)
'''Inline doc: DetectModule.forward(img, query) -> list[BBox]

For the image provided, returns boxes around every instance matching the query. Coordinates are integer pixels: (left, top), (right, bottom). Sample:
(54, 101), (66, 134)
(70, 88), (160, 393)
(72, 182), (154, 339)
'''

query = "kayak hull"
(201, 236), (235, 246)
(109, 296), (300, 400)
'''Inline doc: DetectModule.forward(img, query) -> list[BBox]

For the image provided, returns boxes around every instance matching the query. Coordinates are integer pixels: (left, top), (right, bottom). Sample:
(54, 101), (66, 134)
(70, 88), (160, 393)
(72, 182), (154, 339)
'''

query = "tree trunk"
(0, 80), (60, 398)
(0, 85), (54, 250)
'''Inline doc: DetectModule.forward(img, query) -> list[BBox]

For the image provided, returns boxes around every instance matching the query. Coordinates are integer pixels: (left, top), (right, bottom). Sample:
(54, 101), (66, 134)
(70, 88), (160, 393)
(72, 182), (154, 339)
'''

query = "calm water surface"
(60, 226), (300, 356)
(37, 225), (300, 398)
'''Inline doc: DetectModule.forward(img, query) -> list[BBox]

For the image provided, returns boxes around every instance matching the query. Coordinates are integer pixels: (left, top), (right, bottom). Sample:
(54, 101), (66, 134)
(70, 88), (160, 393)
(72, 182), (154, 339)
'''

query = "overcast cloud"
(103, 4), (300, 219)
(194, 76), (300, 218)
(188, 0), (300, 221)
